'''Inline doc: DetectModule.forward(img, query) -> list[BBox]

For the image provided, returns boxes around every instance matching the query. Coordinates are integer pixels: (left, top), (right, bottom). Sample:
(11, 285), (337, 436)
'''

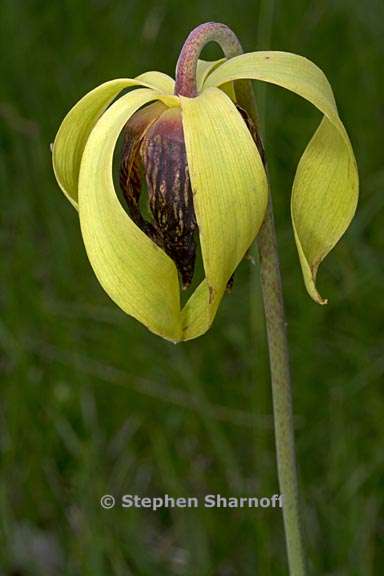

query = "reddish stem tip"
(174, 22), (243, 97)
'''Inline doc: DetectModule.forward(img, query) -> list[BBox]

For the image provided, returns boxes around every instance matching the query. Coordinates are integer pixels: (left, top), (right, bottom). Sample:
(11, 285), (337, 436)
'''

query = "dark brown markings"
(140, 108), (197, 289)
(119, 102), (166, 243)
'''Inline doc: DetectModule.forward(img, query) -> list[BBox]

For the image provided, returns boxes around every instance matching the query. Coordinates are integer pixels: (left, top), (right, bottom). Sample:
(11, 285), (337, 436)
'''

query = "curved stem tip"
(174, 22), (243, 97)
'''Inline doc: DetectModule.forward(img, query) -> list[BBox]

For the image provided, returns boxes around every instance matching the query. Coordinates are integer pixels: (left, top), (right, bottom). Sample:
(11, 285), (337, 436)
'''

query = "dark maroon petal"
(140, 107), (197, 289)
(119, 101), (166, 239)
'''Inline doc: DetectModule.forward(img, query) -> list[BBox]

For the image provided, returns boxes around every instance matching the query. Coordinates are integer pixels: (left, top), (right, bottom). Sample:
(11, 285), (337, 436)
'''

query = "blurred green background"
(1, 0), (383, 574)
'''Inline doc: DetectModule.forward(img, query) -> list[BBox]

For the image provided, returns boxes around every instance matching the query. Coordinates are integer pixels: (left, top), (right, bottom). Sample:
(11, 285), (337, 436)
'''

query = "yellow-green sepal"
(135, 70), (175, 94)
(196, 58), (225, 91)
(78, 88), (183, 342)
(196, 58), (236, 100)
(180, 87), (268, 339)
(205, 51), (359, 303)
(291, 117), (357, 303)
(52, 74), (175, 209)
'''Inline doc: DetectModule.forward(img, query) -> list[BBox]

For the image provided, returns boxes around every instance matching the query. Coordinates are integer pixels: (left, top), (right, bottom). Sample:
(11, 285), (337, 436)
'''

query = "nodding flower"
(52, 22), (358, 342)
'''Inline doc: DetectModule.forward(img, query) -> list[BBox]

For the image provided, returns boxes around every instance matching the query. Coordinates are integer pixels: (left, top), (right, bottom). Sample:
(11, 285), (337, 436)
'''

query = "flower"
(52, 23), (358, 343)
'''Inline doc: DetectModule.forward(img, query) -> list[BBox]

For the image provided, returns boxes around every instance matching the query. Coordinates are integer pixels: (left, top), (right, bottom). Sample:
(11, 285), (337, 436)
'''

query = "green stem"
(176, 22), (306, 574)
(257, 201), (306, 576)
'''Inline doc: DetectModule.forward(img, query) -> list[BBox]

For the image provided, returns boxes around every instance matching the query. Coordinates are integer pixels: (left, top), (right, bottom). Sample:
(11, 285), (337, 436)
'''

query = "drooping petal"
(181, 279), (222, 341)
(196, 58), (225, 91)
(52, 75), (175, 208)
(180, 87), (268, 339)
(78, 88), (182, 342)
(135, 71), (175, 94)
(141, 107), (197, 289)
(119, 101), (166, 236)
(195, 58), (236, 100)
(291, 117), (357, 303)
(205, 51), (359, 303)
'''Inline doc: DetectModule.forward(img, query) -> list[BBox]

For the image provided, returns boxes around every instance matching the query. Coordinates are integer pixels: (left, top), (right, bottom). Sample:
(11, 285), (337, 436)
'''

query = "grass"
(0, 0), (383, 574)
